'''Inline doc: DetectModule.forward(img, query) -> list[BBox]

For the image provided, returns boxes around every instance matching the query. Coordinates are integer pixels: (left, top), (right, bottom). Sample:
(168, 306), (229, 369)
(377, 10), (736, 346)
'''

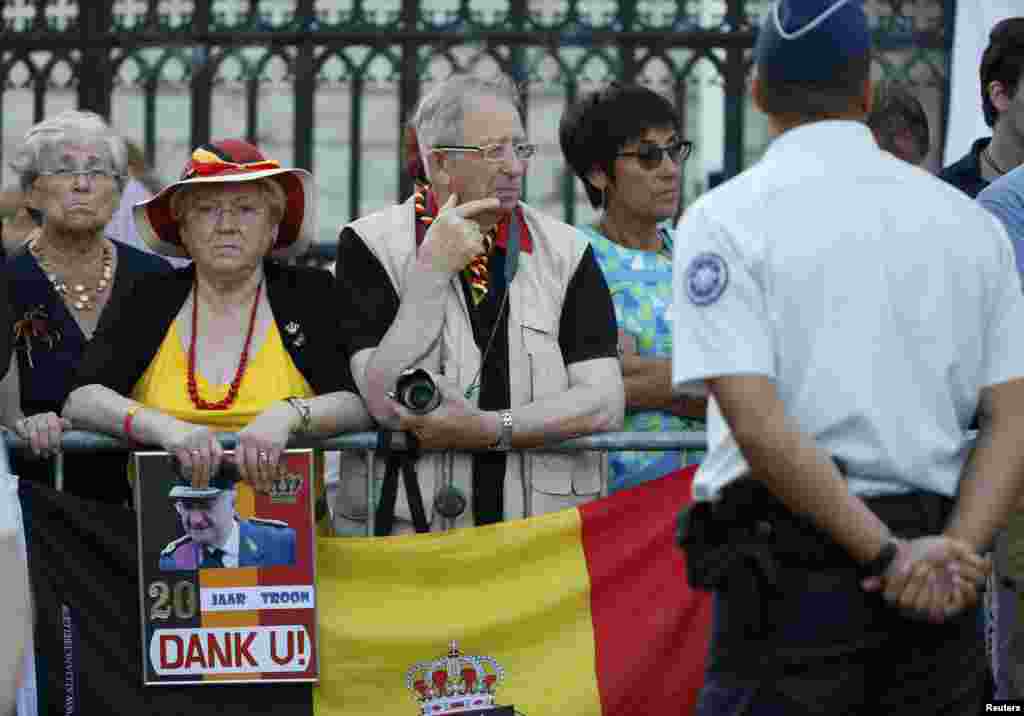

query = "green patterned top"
(580, 223), (705, 492)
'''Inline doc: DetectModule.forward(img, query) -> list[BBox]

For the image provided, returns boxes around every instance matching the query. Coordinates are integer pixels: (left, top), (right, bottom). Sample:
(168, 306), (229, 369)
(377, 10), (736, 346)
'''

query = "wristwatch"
(860, 537), (900, 578)
(490, 410), (513, 451)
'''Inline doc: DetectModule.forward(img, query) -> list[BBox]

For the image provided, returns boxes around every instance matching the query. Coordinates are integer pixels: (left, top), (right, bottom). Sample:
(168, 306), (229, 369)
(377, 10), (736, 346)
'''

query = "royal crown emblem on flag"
(268, 470), (304, 504)
(405, 641), (506, 715)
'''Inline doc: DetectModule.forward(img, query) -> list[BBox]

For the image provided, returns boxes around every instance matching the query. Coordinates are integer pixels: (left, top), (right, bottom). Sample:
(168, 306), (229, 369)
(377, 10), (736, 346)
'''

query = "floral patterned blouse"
(580, 223), (705, 492)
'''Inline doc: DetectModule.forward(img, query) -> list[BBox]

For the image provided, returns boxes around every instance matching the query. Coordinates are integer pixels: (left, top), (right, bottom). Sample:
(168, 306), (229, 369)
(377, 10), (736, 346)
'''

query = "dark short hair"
(867, 82), (929, 162)
(981, 18), (1024, 127)
(755, 51), (872, 120)
(559, 82), (681, 208)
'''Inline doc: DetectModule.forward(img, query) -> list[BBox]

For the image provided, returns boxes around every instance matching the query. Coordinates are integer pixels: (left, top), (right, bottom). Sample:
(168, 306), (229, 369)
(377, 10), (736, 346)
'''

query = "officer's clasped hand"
(861, 535), (990, 623)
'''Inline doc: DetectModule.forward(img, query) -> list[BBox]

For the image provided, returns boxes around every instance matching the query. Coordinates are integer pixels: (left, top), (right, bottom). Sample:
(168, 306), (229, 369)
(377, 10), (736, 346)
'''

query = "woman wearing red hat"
(64, 139), (371, 511)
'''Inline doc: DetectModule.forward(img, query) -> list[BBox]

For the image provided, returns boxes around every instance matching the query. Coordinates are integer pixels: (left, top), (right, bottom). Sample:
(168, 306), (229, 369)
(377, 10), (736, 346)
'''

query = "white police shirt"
(0, 476), (15, 538)
(672, 121), (1024, 502)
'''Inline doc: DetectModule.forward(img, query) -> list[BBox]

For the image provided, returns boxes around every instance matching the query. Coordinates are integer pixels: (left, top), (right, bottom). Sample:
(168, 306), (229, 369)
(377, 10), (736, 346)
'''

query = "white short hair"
(411, 73), (522, 150)
(9, 110), (127, 191)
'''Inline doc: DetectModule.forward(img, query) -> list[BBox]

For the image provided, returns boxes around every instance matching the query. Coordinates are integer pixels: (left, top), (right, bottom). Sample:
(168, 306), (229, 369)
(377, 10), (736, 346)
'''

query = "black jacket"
(71, 260), (355, 398)
(937, 137), (991, 199)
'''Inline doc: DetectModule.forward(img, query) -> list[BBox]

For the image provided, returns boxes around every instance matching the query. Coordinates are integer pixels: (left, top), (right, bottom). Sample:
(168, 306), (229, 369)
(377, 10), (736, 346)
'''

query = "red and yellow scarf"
(413, 186), (532, 305)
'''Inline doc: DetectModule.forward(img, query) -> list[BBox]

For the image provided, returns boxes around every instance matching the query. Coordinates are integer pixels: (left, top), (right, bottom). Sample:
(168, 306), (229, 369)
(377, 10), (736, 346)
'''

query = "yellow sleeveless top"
(132, 320), (313, 427)
(132, 321), (331, 534)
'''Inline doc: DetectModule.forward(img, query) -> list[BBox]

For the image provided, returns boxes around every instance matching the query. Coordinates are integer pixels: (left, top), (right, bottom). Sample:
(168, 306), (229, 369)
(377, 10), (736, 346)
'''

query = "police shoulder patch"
(161, 534), (192, 556)
(685, 251), (729, 306)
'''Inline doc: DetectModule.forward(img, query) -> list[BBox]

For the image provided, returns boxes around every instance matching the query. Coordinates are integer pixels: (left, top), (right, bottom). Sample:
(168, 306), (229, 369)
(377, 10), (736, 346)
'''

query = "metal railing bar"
(3, 430), (708, 453)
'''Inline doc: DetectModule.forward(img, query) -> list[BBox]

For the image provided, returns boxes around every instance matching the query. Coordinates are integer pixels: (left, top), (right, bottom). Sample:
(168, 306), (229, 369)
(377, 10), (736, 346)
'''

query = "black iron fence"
(0, 0), (954, 251)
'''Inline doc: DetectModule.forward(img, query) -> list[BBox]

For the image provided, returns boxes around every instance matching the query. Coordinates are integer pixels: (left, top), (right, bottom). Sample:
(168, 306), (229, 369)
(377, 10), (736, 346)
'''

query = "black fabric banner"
(19, 479), (314, 715)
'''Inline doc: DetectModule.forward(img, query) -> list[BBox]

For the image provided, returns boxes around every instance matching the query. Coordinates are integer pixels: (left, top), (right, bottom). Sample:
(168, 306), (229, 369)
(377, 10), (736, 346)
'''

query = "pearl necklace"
(29, 239), (114, 312)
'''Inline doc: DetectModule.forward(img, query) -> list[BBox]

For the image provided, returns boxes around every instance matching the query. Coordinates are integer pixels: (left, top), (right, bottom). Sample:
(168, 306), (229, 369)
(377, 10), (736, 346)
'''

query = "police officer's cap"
(754, 0), (870, 83)
(168, 460), (240, 500)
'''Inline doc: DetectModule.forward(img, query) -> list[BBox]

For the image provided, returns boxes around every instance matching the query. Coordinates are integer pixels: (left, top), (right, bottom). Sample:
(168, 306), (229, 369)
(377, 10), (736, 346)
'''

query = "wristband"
(123, 404), (141, 443)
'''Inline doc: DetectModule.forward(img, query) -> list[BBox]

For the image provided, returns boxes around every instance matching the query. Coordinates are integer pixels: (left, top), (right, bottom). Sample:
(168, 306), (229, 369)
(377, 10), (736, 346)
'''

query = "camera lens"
(394, 368), (442, 414)
(407, 382), (436, 412)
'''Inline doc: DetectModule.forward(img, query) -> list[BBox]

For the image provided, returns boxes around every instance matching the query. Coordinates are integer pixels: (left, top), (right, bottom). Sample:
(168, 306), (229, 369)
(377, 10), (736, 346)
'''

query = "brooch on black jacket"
(284, 321), (306, 349)
(13, 305), (61, 368)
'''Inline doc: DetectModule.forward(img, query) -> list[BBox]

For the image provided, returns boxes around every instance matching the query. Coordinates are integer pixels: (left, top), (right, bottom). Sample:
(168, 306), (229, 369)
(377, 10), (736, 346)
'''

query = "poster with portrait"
(135, 449), (318, 686)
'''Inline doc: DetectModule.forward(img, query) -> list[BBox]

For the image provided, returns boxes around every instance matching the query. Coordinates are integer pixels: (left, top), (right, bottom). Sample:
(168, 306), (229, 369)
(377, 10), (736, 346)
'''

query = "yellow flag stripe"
(314, 508), (602, 715)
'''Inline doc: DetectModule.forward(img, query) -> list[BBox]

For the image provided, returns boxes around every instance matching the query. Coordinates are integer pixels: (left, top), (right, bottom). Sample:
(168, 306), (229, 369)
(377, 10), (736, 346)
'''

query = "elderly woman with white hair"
(64, 139), (371, 517)
(0, 110), (171, 503)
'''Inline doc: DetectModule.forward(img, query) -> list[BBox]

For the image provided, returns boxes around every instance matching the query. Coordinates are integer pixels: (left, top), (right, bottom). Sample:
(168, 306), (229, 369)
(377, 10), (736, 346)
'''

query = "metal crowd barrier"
(2, 430), (708, 534)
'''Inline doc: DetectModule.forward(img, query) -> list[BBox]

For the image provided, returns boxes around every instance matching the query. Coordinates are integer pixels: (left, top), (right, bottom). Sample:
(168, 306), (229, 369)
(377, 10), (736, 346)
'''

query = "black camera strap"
(463, 215), (520, 402)
(505, 211), (521, 284)
(374, 430), (430, 535)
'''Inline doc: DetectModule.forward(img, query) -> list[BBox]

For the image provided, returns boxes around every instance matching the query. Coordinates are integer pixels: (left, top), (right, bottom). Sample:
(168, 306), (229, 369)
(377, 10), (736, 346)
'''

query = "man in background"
(867, 81), (930, 166)
(939, 17), (1024, 197)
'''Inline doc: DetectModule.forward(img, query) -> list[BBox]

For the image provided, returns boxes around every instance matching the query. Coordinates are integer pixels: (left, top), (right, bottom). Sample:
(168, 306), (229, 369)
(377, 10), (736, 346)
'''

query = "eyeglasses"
(190, 202), (267, 223)
(433, 142), (538, 163)
(38, 168), (120, 184)
(616, 140), (694, 170)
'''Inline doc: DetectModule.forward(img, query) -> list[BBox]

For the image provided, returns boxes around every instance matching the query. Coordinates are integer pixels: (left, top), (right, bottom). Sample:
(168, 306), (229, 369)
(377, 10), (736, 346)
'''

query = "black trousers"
(697, 590), (985, 715)
(695, 489), (986, 715)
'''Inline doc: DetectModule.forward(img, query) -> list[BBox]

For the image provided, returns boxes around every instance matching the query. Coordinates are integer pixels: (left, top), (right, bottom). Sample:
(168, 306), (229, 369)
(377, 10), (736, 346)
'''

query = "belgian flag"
(19, 467), (710, 715)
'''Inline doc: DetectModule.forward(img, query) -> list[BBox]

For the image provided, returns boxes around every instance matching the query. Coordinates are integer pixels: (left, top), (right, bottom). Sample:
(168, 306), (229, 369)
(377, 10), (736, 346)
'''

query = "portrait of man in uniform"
(159, 462), (296, 571)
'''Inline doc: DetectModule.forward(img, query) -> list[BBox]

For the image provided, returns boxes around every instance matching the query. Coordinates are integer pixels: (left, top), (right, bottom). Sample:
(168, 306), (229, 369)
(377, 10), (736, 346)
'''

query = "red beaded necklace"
(186, 280), (263, 410)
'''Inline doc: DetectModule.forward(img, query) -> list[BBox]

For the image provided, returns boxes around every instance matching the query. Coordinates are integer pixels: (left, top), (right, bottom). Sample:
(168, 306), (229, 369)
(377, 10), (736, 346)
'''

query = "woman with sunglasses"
(560, 82), (706, 493)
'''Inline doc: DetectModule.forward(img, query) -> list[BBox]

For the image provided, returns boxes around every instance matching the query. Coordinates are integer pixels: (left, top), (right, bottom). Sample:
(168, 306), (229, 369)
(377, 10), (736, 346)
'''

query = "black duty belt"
(677, 477), (955, 638)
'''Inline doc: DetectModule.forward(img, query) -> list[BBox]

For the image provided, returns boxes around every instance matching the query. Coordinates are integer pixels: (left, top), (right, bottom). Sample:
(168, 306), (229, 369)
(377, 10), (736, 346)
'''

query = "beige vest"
(345, 197), (604, 528)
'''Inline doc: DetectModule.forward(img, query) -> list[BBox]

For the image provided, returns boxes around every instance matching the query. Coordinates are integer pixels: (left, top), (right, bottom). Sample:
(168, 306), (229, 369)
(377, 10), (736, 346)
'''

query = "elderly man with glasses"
(334, 73), (623, 535)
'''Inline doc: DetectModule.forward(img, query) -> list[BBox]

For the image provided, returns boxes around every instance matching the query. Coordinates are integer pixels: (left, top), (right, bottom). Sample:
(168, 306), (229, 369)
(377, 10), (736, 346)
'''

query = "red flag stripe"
(579, 466), (711, 715)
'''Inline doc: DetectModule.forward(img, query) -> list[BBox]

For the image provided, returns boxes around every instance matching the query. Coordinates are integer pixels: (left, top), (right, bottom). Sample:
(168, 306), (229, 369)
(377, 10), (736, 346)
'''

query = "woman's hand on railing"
(12, 412), (71, 459)
(234, 403), (294, 493)
(161, 421), (224, 489)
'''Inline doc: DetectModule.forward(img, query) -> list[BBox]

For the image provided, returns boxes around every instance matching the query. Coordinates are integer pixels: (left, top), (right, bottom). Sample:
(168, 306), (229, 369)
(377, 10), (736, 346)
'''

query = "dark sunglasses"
(616, 140), (694, 170)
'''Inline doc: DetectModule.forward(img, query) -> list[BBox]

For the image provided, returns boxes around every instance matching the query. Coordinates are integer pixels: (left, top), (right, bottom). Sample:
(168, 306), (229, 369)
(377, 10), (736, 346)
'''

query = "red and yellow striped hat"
(133, 138), (314, 260)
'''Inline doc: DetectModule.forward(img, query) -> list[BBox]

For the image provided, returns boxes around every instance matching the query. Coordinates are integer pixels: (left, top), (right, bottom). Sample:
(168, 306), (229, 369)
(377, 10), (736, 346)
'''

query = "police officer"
(672, 0), (1024, 713)
(160, 466), (296, 571)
